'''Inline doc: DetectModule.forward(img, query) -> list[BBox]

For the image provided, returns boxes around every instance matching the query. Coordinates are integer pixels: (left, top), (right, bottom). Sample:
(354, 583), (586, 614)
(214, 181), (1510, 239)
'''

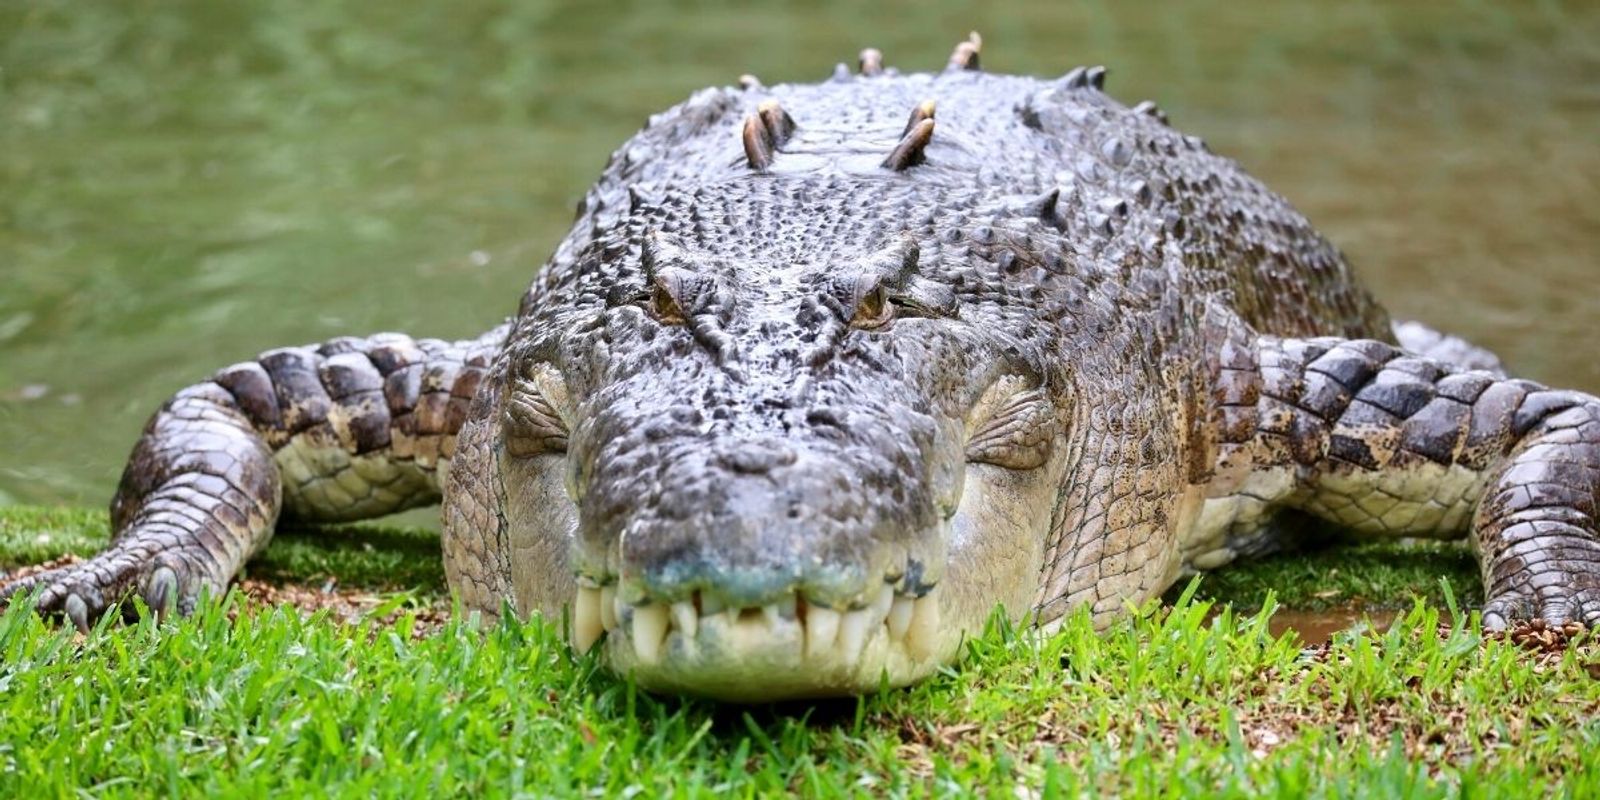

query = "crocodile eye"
(850, 284), (895, 330)
(965, 385), (1057, 470)
(650, 279), (689, 326)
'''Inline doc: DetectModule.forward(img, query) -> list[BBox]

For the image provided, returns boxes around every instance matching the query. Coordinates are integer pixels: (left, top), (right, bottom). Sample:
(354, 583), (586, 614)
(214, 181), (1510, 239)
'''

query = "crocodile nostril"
(718, 441), (799, 474)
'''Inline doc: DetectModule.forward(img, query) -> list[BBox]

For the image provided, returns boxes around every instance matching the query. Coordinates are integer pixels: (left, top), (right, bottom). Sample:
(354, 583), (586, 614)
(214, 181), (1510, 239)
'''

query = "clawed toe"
(1483, 586), (1600, 638)
(1480, 595), (1532, 633)
(62, 593), (91, 633)
(0, 553), (212, 631)
(144, 566), (180, 616)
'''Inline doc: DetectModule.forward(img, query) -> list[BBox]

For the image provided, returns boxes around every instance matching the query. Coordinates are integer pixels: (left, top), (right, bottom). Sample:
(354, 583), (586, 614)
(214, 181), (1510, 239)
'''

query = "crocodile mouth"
(571, 569), (953, 700)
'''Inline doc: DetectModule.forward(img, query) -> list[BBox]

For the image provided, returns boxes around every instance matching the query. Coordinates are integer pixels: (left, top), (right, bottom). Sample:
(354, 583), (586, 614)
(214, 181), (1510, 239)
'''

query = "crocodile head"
(495, 205), (1068, 700)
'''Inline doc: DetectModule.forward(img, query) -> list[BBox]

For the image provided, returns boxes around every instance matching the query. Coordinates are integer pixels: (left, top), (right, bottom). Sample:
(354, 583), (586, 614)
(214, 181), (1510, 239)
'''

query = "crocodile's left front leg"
(1200, 332), (1600, 629)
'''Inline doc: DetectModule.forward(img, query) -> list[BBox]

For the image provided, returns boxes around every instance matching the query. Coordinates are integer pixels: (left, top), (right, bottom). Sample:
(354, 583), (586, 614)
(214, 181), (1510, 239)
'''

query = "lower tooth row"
(568, 584), (942, 665)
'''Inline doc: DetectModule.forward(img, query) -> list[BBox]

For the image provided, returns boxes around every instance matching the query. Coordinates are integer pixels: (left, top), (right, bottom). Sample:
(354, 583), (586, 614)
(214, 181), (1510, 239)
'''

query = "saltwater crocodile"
(6, 36), (1600, 700)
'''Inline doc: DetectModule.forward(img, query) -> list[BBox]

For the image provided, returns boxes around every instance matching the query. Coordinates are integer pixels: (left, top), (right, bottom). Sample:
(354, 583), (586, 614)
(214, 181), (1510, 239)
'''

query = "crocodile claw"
(144, 566), (179, 616)
(63, 593), (91, 634)
(0, 545), (217, 630)
(1483, 581), (1600, 632)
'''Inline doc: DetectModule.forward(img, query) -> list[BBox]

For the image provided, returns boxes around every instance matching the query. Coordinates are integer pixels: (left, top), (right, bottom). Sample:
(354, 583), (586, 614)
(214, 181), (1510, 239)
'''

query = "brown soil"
(233, 578), (449, 638)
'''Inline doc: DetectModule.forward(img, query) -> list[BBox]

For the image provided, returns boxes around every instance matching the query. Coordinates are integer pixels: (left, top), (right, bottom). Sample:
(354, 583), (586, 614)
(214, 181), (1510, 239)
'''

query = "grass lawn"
(1, 505), (1597, 798)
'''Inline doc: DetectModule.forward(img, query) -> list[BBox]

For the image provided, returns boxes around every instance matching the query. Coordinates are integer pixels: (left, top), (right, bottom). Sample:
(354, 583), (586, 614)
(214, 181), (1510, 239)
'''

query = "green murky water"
(2, 1), (1597, 508)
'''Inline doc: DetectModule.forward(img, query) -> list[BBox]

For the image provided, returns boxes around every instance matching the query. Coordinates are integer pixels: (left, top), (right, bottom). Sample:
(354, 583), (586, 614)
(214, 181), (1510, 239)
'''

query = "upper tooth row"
(569, 583), (941, 666)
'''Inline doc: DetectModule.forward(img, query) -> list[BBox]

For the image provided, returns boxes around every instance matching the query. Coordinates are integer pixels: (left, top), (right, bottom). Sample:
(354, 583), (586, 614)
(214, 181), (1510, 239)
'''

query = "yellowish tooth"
(762, 594), (797, 627)
(732, 614), (767, 650)
(671, 601), (698, 639)
(573, 588), (603, 654)
(838, 608), (873, 664)
(905, 592), (942, 660)
(805, 606), (841, 659)
(886, 595), (915, 640)
(870, 584), (895, 622)
(632, 604), (669, 665)
(599, 586), (617, 630)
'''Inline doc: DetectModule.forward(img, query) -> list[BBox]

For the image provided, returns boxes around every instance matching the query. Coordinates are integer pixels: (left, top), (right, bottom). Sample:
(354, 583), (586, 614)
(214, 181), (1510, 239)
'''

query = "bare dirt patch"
(0, 553), (84, 584)
(233, 578), (449, 638)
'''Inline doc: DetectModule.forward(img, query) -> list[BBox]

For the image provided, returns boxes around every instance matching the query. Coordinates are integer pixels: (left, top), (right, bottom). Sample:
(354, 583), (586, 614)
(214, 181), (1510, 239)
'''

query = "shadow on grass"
(244, 521), (446, 592)
(1172, 535), (1483, 612)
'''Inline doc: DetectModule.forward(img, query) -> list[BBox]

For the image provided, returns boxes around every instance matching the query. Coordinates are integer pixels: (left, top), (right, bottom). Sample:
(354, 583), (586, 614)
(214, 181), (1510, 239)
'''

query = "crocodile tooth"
(671, 600), (698, 640)
(838, 585), (894, 663)
(838, 608), (873, 664)
(869, 583), (895, 623)
(599, 586), (617, 630)
(905, 593), (942, 660)
(805, 606), (842, 659)
(886, 595), (915, 640)
(763, 593), (797, 626)
(731, 611), (769, 650)
(573, 588), (603, 654)
(632, 604), (670, 665)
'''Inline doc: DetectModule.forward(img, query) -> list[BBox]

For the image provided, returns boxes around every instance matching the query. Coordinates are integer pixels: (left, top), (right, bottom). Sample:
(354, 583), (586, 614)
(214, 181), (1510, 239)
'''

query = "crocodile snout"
(715, 439), (798, 474)
(568, 425), (957, 698)
(599, 436), (944, 603)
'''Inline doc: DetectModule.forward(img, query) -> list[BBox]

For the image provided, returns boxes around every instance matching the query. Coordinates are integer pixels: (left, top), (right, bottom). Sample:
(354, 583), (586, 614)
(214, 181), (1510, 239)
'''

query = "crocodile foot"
(0, 543), (221, 630)
(1481, 537), (1600, 632)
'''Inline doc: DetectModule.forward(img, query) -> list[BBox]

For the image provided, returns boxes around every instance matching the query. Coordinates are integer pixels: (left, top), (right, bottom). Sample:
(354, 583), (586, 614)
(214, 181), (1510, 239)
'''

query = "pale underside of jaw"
(569, 581), (950, 699)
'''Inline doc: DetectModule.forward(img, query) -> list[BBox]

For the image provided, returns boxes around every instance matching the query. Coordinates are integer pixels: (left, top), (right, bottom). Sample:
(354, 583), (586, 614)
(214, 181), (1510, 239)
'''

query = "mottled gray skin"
(8, 42), (1600, 700)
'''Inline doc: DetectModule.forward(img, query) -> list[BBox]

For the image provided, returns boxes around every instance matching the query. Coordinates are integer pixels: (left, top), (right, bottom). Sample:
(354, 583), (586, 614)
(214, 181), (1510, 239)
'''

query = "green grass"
(2, 505), (1598, 798)
(1169, 535), (1484, 612)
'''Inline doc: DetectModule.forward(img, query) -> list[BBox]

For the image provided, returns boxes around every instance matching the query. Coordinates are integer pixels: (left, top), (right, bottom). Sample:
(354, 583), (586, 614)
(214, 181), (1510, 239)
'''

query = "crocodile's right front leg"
(0, 327), (506, 628)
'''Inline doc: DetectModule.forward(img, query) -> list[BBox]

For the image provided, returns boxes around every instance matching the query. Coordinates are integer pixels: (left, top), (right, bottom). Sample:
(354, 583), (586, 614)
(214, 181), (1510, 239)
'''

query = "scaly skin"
(6, 38), (1599, 700)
